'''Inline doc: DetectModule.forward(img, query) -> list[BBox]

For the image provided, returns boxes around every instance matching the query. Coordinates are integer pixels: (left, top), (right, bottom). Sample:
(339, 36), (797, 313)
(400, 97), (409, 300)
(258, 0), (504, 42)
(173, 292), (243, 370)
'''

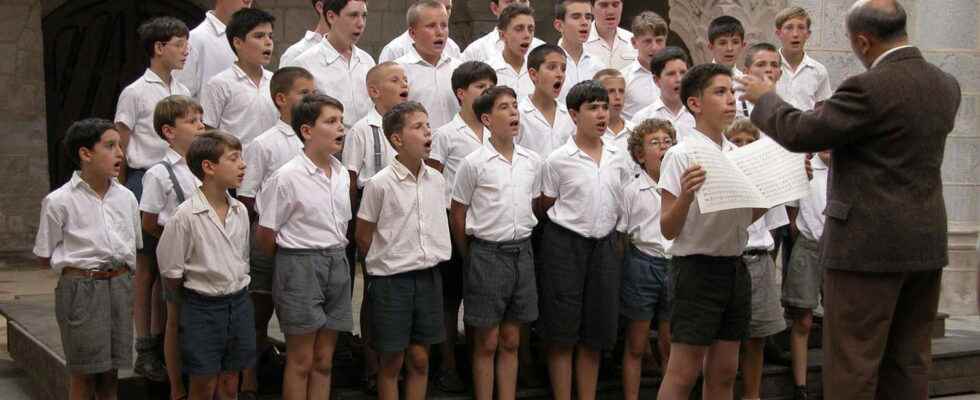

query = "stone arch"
(668, 0), (788, 65)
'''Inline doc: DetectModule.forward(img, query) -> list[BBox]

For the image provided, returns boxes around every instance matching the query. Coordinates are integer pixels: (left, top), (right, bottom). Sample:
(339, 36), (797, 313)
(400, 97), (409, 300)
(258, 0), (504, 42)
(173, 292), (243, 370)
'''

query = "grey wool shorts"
(744, 252), (786, 338)
(273, 247), (354, 336)
(463, 237), (538, 327)
(783, 237), (823, 312)
(368, 267), (445, 353)
(55, 270), (134, 374)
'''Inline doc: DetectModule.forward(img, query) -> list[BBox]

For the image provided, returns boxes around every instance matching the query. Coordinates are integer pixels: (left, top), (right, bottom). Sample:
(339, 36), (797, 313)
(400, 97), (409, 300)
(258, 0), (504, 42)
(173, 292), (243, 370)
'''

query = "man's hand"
(736, 74), (776, 105)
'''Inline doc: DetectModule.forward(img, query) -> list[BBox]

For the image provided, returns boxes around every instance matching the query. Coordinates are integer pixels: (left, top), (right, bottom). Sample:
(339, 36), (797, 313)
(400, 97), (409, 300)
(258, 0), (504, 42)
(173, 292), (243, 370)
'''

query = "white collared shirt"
(379, 30), (462, 63)
(34, 172), (141, 272)
(745, 206), (789, 251)
(618, 171), (671, 257)
(343, 108), (396, 188)
(603, 120), (641, 177)
(620, 61), (660, 122)
(114, 69), (191, 169)
(174, 11), (237, 98)
(395, 46), (462, 128)
(658, 130), (753, 256)
(584, 24), (636, 70)
(357, 158), (451, 276)
(795, 156), (828, 241)
(157, 189), (251, 295)
(279, 31), (325, 67)
(140, 149), (201, 226)
(558, 43), (606, 104)
(200, 64), (279, 145)
(258, 153), (351, 249)
(632, 97), (696, 142)
(453, 141), (542, 242)
(431, 114), (490, 205)
(542, 139), (632, 238)
(286, 41), (376, 127)
(776, 50), (832, 111)
(487, 52), (535, 99)
(516, 97), (576, 158)
(460, 28), (545, 63)
(240, 120), (305, 198)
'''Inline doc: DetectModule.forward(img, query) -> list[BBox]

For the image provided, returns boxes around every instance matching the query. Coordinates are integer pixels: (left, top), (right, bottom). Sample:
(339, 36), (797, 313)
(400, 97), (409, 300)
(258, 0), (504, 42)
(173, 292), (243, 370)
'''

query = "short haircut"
(226, 8), (276, 54)
(680, 63), (732, 114)
(724, 117), (760, 140)
(472, 85), (517, 123)
(382, 101), (428, 140)
(650, 46), (690, 77)
(565, 80), (609, 111)
(497, 3), (534, 31)
(708, 15), (744, 43)
(323, 0), (365, 17)
(631, 11), (668, 38)
(186, 130), (242, 180)
(846, 0), (907, 42)
(527, 43), (565, 71)
(366, 61), (402, 87)
(154, 95), (204, 140)
(138, 17), (190, 58)
(592, 68), (623, 81)
(554, 0), (590, 21)
(270, 67), (315, 106)
(627, 118), (676, 165)
(451, 61), (498, 95)
(64, 118), (115, 167)
(743, 42), (778, 68)
(291, 94), (345, 142)
(775, 6), (811, 29)
(407, 0), (446, 27)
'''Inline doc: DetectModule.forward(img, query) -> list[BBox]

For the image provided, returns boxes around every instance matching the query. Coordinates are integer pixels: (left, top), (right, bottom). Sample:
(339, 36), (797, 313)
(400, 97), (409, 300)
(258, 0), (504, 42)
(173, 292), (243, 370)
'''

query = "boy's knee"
(498, 332), (520, 354)
(313, 352), (335, 376)
(475, 333), (499, 356)
(406, 349), (429, 374)
(380, 352), (405, 374)
(288, 351), (314, 373)
(793, 313), (813, 332)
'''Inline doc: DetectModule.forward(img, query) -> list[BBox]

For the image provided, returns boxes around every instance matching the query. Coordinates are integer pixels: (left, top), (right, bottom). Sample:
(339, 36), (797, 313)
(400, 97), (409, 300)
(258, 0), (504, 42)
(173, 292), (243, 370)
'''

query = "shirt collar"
(638, 170), (658, 191)
(488, 52), (527, 75)
(366, 108), (383, 127)
(297, 151), (344, 177)
(205, 11), (227, 36)
(142, 69), (166, 84)
(402, 44), (452, 67)
(691, 128), (734, 151)
(628, 61), (651, 75)
(163, 148), (185, 165)
(275, 120), (297, 137)
(303, 30), (324, 43)
(390, 157), (427, 181)
(230, 63), (273, 83)
(587, 24), (629, 44)
(484, 139), (530, 161)
(871, 45), (914, 69)
(69, 171), (122, 194)
(778, 49), (820, 73)
(563, 137), (619, 157)
(605, 120), (634, 139)
(450, 114), (488, 143)
(519, 97), (566, 116)
(320, 40), (366, 65)
(189, 188), (244, 214)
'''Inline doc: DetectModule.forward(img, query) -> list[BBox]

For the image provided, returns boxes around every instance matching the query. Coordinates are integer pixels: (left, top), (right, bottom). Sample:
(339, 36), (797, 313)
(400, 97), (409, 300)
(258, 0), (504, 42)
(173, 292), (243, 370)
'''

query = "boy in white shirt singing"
(379, 0), (461, 62)
(461, 0), (544, 63)
(583, 0), (634, 70)
(515, 44), (575, 158)
(395, 0), (462, 129)
(632, 47), (694, 141)
(619, 11), (667, 121)
(594, 69), (633, 154)
(554, 0), (604, 104)
(279, 1), (329, 67)
(486, 4), (538, 99)
(175, 0), (252, 98)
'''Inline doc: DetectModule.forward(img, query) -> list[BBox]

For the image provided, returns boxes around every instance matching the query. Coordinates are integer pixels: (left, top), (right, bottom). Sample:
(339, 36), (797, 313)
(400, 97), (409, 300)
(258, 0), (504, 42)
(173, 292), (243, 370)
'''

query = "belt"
(471, 236), (530, 252)
(62, 266), (129, 279)
(743, 249), (770, 256)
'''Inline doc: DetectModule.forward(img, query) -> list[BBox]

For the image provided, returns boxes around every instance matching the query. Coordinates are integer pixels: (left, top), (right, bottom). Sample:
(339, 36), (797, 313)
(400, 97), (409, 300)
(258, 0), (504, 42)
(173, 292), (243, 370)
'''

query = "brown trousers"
(823, 268), (942, 400)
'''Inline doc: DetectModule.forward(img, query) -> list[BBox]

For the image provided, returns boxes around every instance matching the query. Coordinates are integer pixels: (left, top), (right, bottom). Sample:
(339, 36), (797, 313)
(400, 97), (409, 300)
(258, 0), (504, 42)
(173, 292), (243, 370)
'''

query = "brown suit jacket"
(751, 47), (961, 273)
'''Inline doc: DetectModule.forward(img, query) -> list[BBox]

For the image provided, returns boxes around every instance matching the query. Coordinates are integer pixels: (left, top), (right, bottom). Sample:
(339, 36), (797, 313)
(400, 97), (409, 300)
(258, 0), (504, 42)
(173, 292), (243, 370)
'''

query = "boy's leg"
(472, 325), (500, 400)
(740, 337), (765, 399)
(703, 340), (741, 400)
(790, 310), (814, 386)
(283, 333), (317, 400)
(94, 370), (118, 400)
(378, 351), (405, 400)
(134, 253), (166, 381)
(164, 300), (185, 399)
(69, 373), (95, 400)
(657, 343), (708, 400)
(405, 343), (432, 400)
(657, 319), (672, 370)
(435, 250), (466, 393)
(623, 320), (652, 400)
(217, 371), (241, 400)
(496, 321), (522, 400)
(188, 375), (219, 400)
(546, 344), (574, 400)
(243, 228), (277, 395)
(574, 345), (602, 400)
(309, 329), (340, 400)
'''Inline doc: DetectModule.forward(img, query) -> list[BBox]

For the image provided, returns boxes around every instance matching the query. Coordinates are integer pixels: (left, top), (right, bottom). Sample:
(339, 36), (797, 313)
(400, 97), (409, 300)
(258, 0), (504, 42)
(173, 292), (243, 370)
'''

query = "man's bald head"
(846, 0), (907, 42)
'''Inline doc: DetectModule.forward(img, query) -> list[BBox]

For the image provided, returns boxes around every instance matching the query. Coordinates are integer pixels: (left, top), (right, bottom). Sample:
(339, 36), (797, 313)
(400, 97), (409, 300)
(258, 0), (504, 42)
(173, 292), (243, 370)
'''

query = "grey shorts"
(538, 222), (621, 351)
(273, 248), (353, 336)
(464, 237), (538, 327)
(368, 267), (445, 353)
(744, 252), (786, 338)
(248, 225), (276, 294)
(782, 237), (823, 311)
(180, 289), (256, 375)
(621, 246), (671, 322)
(55, 270), (134, 374)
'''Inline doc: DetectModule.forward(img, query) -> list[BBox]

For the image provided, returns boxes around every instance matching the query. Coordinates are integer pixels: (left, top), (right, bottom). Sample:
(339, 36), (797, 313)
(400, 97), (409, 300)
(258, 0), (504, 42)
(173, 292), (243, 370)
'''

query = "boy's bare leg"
(574, 345), (601, 400)
(740, 337), (765, 398)
(657, 320), (672, 370)
(378, 351), (405, 400)
(217, 371), (240, 400)
(547, 344), (574, 400)
(94, 370), (118, 400)
(658, 343), (709, 400)
(309, 329), (339, 400)
(472, 326), (499, 400)
(791, 311), (814, 385)
(283, 333), (316, 400)
(405, 343), (431, 400)
(496, 321), (521, 400)
(164, 301), (185, 399)
(188, 375), (219, 400)
(242, 292), (274, 394)
(703, 340), (741, 400)
(623, 320), (652, 400)
(134, 254), (154, 339)
(69, 373), (95, 400)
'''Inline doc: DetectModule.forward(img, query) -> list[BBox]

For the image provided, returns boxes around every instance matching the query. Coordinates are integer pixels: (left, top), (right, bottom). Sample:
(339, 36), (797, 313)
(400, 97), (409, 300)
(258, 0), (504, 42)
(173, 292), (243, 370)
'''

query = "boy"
(584, 0), (634, 70)
(237, 66), (316, 398)
(451, 85), (542, 400)
(736, 43), (782, 119)
(255, 94), (353, 400)
(141, 96), (206, 398)
(395, 0), (462, 128)
(594, 69), (633, 153)
(115, 16), (191, 200)
(287, 0), (375, 128)
(539, 80), (632, 400)
(774, 6), (832, 112)
(380, 0), (461, 62)
(554, 0), (605, 104)
(619, 118), (675, 400)
(175, 0), (253, 98)
(34, 118), (139, 400)
(279, 0), (330, 67)
(157, 131), (255, 400)
(200, 8), (279, 145)
(515, 44), (575, 158)
(632, 47), (694, 142)
(461, 0), (544, 63)
(656, 63), (765, 400)
(487, 4), (538, 100)
(620, 11), (668, 121)
(707, 15), (746, 78)
(355, 101), (452, 400)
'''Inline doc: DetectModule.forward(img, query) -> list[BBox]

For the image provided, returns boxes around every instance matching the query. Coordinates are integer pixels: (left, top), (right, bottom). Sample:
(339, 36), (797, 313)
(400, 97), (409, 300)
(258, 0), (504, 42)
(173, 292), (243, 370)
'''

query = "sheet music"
(728, 137), (809, 206)
(689, 142), (767, 213)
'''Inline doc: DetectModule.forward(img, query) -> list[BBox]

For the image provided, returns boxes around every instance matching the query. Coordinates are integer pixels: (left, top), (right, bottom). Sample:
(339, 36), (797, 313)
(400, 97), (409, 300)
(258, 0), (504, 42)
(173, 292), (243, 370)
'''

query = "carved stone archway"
(668, 0), (789, 65)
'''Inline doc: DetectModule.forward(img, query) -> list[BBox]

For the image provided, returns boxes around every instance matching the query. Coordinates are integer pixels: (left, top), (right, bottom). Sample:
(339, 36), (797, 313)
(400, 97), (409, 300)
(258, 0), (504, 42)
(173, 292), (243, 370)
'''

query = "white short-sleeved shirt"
(515, 97), (576, 158)
(357, 158), (451, 276)
(618, 171), (671, 258)
(200, 65), (279, 145)
(157, 189), (251, 296)
(795, 156), (828, 241)
(558, 43), (606, 104)
(33, 172), (141, 272)
(542, 139), (632, 238)
(430, 114), (490, 205)
(379, 30), (462, 63)
(632, 98), (696, 142)
(487, 53), (535, 100)
(114, 69), (192, 169)
(460, 28), (545, 63)
(140, 149), (201, 226)
(174, 11), (237, 98)
(745, 205), (789, 251)
(258, 153), (351, 249)
(286, 41), (375, 127)
(240, 120), (305, 199)
(657, 130), (753, 256)
(777, 51), (833, 111)
(583, 25), (636, 71)
(620, 61), (660, 122)
(395, 47), (462, 129)
(343, 108), (396, 188)
(603, 121), (641, 177)
(279, 31), (325, 67)
(452, 141), (542, 242)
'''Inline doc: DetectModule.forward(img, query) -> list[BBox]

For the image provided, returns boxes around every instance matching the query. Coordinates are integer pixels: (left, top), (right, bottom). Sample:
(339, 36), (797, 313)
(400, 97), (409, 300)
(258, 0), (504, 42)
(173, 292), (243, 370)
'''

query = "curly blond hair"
(627, 118), (676, 166)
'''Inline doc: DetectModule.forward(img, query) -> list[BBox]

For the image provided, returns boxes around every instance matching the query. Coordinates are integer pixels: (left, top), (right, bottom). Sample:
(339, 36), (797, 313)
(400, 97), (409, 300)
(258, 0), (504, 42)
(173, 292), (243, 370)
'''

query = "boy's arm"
(142, 213), (163, 239)
(354, 180), (383, 257)
(156, 216), (190, 285)
(660, 165), (705, 240)
(348, 170), (359, 209)
(254, 225), (278, 257)
(198, 79), (224, 129)
(537, 157), (558, 216)
(449, 201), (469, 257)
(33, 197), (62, 270)
(355, 218), (376, 256)
(787, 205), (800, 240)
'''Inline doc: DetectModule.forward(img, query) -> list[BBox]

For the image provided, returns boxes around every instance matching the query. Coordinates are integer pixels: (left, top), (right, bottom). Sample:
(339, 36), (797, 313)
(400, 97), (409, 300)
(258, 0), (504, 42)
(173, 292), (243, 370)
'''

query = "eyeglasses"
(648, 138), (674, 147)
(165, 39), (191, 51)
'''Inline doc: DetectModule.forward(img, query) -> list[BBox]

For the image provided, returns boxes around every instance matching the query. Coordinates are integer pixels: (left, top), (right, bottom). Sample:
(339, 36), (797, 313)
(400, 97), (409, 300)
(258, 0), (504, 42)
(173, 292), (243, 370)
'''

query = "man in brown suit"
(738, 1), (961, 399)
